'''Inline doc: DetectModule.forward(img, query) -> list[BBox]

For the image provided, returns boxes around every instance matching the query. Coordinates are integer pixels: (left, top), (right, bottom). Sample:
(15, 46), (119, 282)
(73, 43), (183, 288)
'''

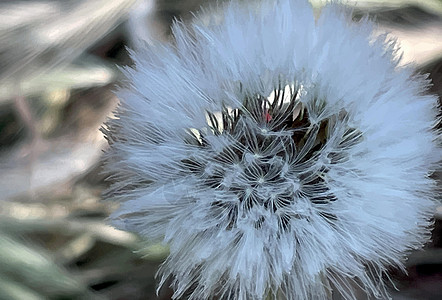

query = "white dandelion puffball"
(103, 0), (441, 299)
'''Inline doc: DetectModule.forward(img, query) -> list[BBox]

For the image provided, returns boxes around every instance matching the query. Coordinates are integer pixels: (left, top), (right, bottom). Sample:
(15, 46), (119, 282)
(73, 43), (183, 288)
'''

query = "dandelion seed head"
(103, 0), (441, 299)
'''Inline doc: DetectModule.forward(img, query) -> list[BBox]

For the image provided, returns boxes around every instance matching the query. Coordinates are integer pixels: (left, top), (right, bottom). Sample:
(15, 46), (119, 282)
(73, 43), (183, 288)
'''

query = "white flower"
(102, 0), (441, 299)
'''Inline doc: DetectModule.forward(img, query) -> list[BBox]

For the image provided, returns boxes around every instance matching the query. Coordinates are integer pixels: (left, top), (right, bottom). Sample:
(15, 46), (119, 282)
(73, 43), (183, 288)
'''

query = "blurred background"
(0, 0), (441, 299)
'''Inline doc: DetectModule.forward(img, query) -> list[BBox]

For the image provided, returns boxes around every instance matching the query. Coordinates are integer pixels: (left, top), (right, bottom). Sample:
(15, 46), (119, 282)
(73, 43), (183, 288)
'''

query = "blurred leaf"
(0, 0), (136, 82)
(55, 233), (96, 265)
(0, 278), (44, 300)
(0, 230), (98, 299)
(0, 54), (117, 103)
(137, 242), (169, 261)
(311, 0), (442, 15)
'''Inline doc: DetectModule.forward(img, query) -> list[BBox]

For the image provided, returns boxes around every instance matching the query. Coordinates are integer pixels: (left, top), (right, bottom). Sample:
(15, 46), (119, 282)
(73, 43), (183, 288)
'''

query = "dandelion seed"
(102, 0), (441, 299)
